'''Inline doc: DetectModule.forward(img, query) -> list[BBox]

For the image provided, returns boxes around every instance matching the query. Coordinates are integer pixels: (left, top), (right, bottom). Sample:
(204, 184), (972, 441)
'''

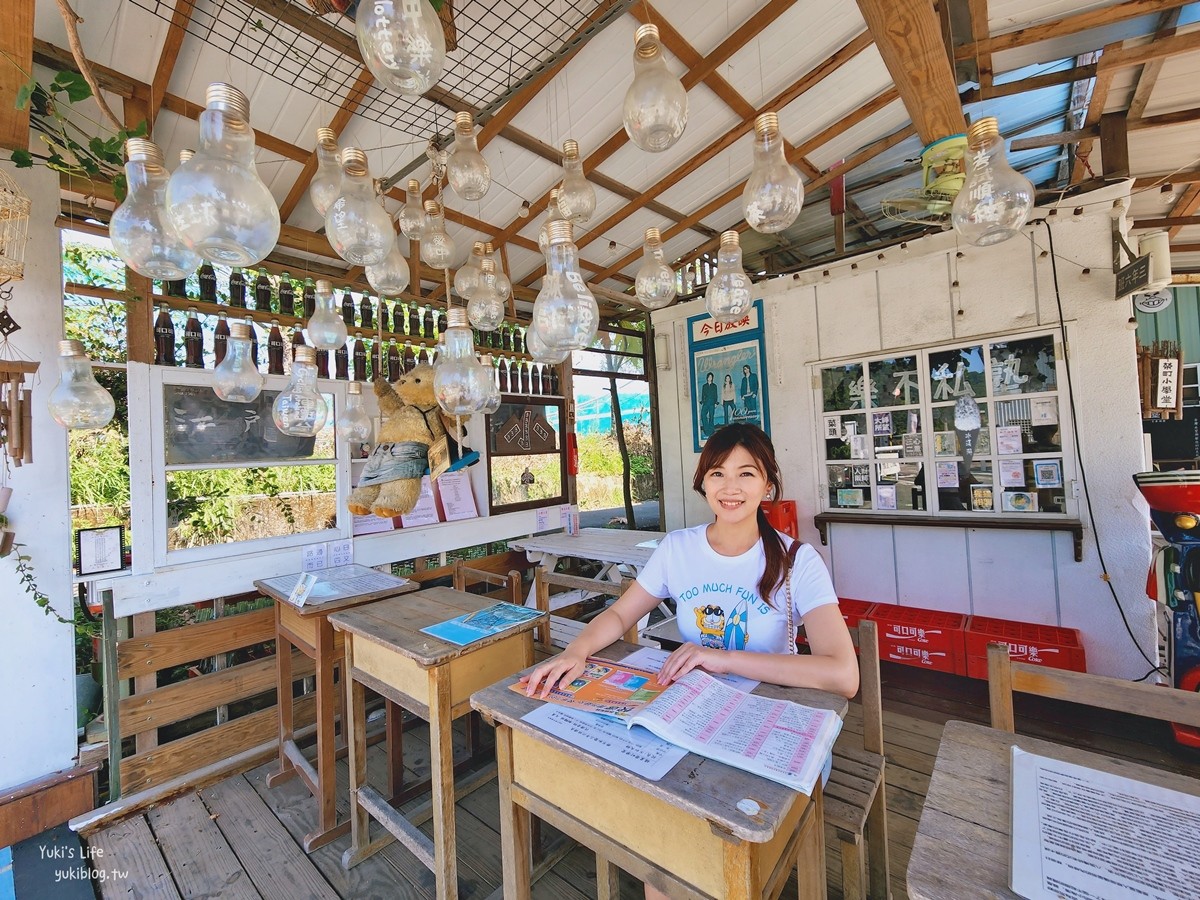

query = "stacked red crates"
(796, 598), (875, 649)
(866, 604), (967, 674)
(964, 616), (1086, 679)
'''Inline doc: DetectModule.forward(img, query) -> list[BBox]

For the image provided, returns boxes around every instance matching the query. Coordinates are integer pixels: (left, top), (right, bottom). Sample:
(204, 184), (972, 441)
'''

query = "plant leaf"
(14, 77), (37, 111)
(112, 173), (127, 202)
(10, 150), (33, 168)
(52, 71), (92, 103)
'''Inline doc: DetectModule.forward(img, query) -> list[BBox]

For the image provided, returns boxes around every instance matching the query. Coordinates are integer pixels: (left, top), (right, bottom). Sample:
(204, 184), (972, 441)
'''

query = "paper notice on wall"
(1030, 397), (1059, 426)
(1010, 747), (1200, 900)
(353, 513), (396, 535)
(999, 459), (1026, 488)
(437, 470), (478, 521)
(302, 542), (327, 572)
(535, 506), (559, 531)
(328, 538), (353, 567)
(400, 476), (441, 528)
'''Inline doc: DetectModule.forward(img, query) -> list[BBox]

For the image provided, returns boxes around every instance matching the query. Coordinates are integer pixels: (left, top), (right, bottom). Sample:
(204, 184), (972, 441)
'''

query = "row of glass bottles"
(153, 305), (559, 395)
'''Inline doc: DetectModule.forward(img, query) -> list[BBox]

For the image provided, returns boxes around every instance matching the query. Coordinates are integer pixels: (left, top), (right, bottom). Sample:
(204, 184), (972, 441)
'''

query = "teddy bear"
(347, 365), (448, 518)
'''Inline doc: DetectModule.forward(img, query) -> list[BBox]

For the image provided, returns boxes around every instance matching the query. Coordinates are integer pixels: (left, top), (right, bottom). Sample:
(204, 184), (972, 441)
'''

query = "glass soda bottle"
(267, 320), (285, 375)
(229, 267), (246, 309)
(183, 307), (204, 368)
(198, 261), (217, 303)
(154, 305), (177, 366)
(340, 286), (355, 327)
(279, 273), (295, 316)
(253, 271), (271, 311)
(213, 310), (230, 365)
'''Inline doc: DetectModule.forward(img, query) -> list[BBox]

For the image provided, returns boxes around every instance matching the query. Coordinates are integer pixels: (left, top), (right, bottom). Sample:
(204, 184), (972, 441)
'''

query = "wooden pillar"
(0, 0), (34, 151)
(1100, 111), (1130, 180)
(122, 93), (154, 363)
(409, 238), (422, 299)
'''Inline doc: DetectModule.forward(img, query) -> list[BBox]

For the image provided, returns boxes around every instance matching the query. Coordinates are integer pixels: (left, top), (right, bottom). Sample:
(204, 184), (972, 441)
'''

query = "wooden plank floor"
(83, 662), (1200, 899)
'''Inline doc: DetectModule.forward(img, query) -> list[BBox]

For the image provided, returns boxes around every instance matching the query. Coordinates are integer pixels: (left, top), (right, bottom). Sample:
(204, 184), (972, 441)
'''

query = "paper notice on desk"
(521, 704), (686, 781)
(1010, 747), (1200, 900)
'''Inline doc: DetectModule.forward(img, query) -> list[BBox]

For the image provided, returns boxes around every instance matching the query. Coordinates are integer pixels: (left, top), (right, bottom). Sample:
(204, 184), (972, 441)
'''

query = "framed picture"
(902, 433), (923, 457)
(851, 464), (870, 487)
(837, 488), (864, 507)
(970, 485), (994, 512)
(485, 397), (568, 514)
(872, 412), (892, 436)
(933, 431), (957, 457)
(77, 525), (126, 577)
(688, 300), (770, 452)
(1002, 490), (1038, 513)
(1033, 460), (1062, 488)
(824, 416), (842, 439)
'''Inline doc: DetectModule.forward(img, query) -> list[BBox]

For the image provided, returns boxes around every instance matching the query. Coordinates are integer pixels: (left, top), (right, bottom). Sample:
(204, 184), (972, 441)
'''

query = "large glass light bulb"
(212, 321), (264, 402)
(635, 226), (676, 310)
(556, 140), (596, 225)
(486, 242), (513, 303)
(325, 147), (393, 266)
(434, 308), (490, 415)
(355, 0), (446, 97)
(306, 279), (350, 351)
(110, 139), (201, 280)
(447, 111), (490, 201)
(538, 188), (563, 255)
(682, 262), (697, 293)
(272, 345), (328, 436)
(742, 112), (803, 234)
(454, 241), (485, 300)
(622, 24), (688, 153)
(336, 381), (374, 443)
(396, 178), (425, 239)
(705, 231), (753, 324)
(467, 258), (505, 331)
(366, 235), (411, 295)
(166, 83), (280, 266)
(532, 220), (598, 352)
(478, 354), (502, 414)
(420, 200), (456, 269)
(309, 126), (341, 217)
(525, 320), (570, 364)
(951, 117), (1034, 247)
(48, 340), (116, 430)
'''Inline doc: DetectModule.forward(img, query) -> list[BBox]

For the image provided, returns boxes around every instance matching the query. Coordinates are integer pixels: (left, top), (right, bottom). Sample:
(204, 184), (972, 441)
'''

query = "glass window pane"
(989, 334), (1057, 395)
(824, 413), (866, 460)
(828, 464), (871, 509)
(868, 356), (920, 408)
(929, 345), (985, 400)
(822, 363), (865, 411)
(994, 397), (1062, 453)
(930, 401), (990, 458)
(876, 461), (925, 511)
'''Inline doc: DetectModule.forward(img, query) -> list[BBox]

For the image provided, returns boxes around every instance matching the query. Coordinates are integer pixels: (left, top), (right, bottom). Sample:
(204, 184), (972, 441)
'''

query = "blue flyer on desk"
(420, 602), (542, 646)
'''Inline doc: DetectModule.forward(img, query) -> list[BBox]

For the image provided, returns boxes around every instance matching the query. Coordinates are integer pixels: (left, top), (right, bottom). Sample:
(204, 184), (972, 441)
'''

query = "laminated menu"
(514, 657), (842, 794)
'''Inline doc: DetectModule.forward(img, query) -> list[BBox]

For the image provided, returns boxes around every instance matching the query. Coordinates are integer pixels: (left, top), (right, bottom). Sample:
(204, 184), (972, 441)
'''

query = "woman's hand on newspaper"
(657, 643), (728, 685)
(521, 651), (587, 699)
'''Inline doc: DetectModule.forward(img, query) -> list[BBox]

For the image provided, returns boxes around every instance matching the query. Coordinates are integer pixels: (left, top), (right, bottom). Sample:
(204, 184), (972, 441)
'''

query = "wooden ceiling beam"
(1134, 168), (1200, 188)
(855, 0), (965, 145)
(278, 67), (374, 222)
(1165, 185), (1200, 238)
(1128, 7), (1183, 119)
(147, 0), (195, 129)
(1, 0), (35, 151)
(1012, 103), (1200, 150)
(955, 0), (1189, 59)
(965, 0), (993, 93)
(959, 63), (1097, 103)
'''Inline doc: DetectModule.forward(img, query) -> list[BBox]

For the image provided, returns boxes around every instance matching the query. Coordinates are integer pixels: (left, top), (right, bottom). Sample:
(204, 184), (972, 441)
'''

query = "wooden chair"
(452, 559), (523, 605)
(533, 569), (637, 648)
(825, 620), (891, 900)
(987, 642), (1200, 734)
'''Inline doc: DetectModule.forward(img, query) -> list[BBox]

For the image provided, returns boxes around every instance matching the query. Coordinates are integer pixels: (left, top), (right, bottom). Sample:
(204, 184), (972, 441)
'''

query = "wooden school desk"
(255, 570), (418, 852)
(331, 587), (546, 900)
(471, 641), (849, 899)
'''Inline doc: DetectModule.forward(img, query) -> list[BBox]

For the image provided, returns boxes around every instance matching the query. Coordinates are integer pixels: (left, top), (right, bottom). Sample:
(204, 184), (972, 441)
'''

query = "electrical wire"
(1042, 220), (1168, 678)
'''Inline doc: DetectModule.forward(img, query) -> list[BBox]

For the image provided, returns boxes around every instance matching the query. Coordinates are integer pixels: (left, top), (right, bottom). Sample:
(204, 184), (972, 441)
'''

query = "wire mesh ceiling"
(130, 0), (626, 139)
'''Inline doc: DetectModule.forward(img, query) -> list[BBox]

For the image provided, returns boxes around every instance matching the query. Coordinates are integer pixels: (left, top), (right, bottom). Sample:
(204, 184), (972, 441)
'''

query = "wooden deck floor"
(83, 662), (1200, 900)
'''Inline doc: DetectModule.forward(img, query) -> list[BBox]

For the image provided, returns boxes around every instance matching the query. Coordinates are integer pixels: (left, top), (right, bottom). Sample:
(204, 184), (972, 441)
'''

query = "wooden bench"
(533, 569), (635, 649)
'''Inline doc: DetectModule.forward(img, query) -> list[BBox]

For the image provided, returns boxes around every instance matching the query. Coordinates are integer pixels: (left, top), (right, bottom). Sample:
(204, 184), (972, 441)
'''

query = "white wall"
(652, 182), (1155, 679)
(0, 163), (77, 790)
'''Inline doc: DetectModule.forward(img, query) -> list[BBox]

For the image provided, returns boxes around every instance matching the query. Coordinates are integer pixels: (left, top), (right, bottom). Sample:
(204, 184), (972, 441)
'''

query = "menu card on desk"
(259, 564), (413, 607)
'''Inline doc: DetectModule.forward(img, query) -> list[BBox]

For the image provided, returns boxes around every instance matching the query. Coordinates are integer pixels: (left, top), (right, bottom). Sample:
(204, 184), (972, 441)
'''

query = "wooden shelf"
(812, 511), (1085, 562)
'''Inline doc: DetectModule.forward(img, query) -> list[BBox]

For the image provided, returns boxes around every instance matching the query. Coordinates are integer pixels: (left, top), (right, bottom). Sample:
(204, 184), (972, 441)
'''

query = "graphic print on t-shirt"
(684, 581), (773, 650)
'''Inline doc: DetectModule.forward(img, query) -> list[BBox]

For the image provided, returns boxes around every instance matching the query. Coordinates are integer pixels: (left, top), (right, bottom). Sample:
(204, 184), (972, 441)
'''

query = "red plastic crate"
(797, 598), (875, 647)
(964, 616), (1086, 679)
(867, 604), (967, 674)
(762, 500), (799, 539)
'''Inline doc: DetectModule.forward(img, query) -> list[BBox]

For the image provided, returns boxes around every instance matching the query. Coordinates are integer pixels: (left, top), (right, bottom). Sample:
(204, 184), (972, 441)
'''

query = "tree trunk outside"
(608, 376), (636, 529)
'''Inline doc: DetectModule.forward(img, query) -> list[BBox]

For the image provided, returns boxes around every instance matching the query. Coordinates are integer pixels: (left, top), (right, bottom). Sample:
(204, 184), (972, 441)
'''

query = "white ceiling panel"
(657, 131), (755, 212)
(806, 98), (913, 172)
(655, 0), (769, 57)
(35, 0), (167, 87)
(778, 46), (892, 151)
(1128, 122), (1200, 176)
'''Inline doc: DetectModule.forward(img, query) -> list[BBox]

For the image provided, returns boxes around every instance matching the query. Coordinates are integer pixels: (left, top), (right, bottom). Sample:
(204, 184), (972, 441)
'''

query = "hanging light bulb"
(742, 112), (803, 234)
(325, 147), (393, 266)
(951, 117), (1034, 247)
(272, 345), (328, 436)
(309, 126), (341, 217)
(485, 242), (513, 303)
(420, 200), (456, 269)
(47, 340), (116, 430)
(556, 140), (596, 225)
(109, 139), (201, 280)
(538, 188), (563, 255)
(336, 381), (374, 444)
(622, 24), (688, 153)
(635, 226), (676, 310)
(525, 319), (570, 364)
(447, 111), (491, 201)
(306, 279), (350, 351)
(167, 83), (280, 266)
(396, 177), (425, 239)
(454, 241), (485, 300)
(366, 234), (411, 295)
(212, 321), (264, 402)
(478, 354), (502, 414)
(705, 231), (753, 324)
(178, 149), (194, 164)
(532, 220), (598, 352)
(434, 308), (490, 415)
(355, 0), (446, 97)
(681, 262), (697, 293)
(467, 258), (505, 331)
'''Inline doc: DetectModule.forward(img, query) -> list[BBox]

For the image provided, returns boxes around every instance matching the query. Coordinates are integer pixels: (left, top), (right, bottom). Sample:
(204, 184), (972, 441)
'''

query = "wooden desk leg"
(267, 607), (295, 788)
(429, 665), (459, 900)
(303, 617), (346, 852)
(495, 724), (531, 900)
(343, 638), (370, 863)
(722, 841), (756, 900)
(795, 785), (827, 900)
(387, 698), (404, 802)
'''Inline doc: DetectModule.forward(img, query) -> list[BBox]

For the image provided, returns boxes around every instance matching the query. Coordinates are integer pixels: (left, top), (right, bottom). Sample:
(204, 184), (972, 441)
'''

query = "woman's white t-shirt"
(635, 524), (838, 654)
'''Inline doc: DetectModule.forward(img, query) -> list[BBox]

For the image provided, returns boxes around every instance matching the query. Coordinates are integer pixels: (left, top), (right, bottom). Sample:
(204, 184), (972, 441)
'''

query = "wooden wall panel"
(0, 0), (34, 151)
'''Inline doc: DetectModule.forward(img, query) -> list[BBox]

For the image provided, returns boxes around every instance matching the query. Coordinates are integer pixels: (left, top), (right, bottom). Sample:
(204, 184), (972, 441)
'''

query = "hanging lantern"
(0, 170), (31, 281)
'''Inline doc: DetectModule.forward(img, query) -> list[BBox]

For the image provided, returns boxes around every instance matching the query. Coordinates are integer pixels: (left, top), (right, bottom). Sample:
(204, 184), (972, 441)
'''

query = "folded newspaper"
(513, 656), (842, 794)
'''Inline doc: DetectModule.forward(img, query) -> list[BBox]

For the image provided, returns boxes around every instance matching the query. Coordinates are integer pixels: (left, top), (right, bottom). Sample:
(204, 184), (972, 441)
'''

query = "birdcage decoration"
(0, 169), (31, 282)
